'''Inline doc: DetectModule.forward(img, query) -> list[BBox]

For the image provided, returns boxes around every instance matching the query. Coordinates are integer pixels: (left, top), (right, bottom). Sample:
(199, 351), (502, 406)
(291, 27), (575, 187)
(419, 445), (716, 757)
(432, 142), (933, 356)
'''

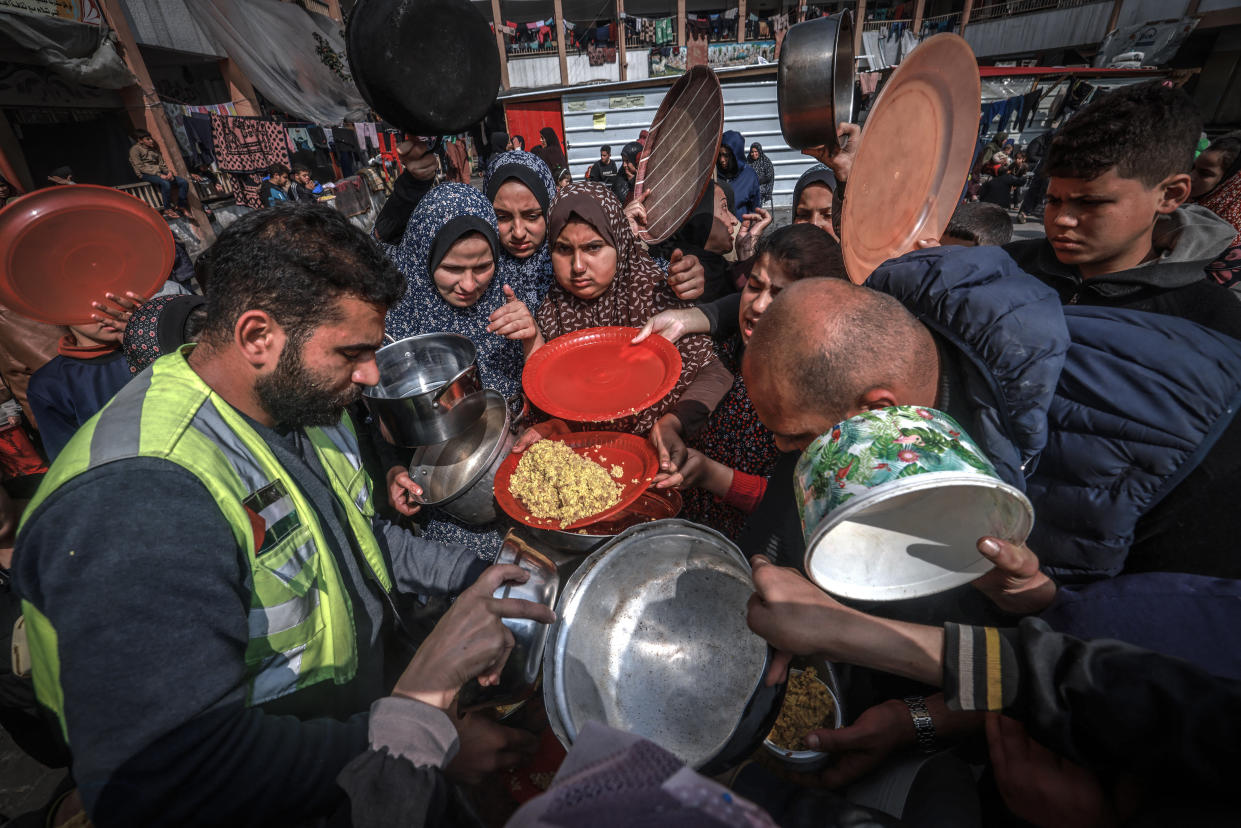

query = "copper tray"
(633, 66), (725, 244)
(841, 34), (980, 284)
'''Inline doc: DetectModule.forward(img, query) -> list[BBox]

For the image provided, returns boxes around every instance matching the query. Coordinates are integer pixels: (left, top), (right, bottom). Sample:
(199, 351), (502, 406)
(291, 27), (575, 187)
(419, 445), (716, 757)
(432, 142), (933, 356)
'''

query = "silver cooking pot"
(778, 12), (856, 151)
(543, 519), (784, 775)
(407, 389), (514, 525)
(363, 333), (485, 447)
(458, 532), (560, 712)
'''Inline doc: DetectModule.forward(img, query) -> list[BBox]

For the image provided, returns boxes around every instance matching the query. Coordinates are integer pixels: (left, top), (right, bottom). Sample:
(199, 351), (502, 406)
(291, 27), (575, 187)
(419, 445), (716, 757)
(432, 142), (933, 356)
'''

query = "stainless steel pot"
(778, 12), (856, 151)
(458, 532), (559, 712)
(363, 333), (484, 447)
(407, 390), (514, 525)
(543, 519), (784, 774)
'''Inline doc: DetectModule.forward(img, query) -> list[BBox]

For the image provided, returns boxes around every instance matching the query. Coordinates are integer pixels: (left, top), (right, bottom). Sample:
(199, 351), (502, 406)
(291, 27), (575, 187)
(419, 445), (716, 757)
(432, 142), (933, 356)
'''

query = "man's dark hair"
(198, 204), (405, 347)
(945, 202), (1013, 246)
(1045, 81), (1202, 187)
(131, 129), (151, 141)
(755, 223), (848, 281)
(268, 163), (290, 176)
(601, 145), (611, 154)
(291, 163), (311, 175)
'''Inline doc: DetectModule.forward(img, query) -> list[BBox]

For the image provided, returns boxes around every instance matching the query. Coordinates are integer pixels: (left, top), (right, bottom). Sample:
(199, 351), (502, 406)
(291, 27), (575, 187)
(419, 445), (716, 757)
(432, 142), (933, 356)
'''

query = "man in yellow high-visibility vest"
(12, 204), (553, 826)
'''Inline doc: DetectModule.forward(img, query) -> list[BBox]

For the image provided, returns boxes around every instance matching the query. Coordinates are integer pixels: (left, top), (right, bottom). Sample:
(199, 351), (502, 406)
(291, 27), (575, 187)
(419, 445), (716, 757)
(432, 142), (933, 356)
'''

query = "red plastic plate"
(494, 431), (660, 531)
(523, 326), (683, 422)
(0, 184), (174, 325)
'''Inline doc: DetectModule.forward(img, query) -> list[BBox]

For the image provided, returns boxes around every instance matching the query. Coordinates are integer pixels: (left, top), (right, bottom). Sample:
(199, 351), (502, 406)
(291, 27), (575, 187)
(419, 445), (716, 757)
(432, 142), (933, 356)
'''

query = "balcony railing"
(969, 0), (1104, 24)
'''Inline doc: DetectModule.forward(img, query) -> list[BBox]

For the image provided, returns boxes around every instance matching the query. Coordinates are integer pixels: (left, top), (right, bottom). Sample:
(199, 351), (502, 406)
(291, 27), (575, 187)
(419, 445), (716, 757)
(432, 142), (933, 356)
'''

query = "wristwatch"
(902, 695), (938, 754)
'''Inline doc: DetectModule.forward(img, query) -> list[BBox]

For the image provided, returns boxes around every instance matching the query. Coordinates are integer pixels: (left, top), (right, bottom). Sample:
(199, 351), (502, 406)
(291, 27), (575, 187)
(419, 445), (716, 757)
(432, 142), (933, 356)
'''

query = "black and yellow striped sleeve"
(942, 622), (1020, 712)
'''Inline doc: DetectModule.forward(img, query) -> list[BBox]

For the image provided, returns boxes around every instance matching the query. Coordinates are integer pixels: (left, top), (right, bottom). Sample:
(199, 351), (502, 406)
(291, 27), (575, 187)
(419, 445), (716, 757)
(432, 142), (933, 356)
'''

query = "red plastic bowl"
(0, 184), (174, 325)
(494, 431), (660, 531)
(523, 326), (683, 422)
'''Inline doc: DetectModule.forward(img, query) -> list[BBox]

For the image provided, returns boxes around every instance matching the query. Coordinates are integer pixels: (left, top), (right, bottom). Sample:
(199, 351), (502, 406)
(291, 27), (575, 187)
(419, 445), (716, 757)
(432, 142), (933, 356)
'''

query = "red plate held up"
(523, 326), (682, 422)
(494, 431), (659, 531)
(0, 184), (174, 325)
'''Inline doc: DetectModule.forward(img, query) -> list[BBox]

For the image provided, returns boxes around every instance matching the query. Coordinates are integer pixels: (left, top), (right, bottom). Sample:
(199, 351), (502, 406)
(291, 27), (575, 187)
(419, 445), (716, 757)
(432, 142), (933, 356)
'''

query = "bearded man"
(12, 204), (552, 826)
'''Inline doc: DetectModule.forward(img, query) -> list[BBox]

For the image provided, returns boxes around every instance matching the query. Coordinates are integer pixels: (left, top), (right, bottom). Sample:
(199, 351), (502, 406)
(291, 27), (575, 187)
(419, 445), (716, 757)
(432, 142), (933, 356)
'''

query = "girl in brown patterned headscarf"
(535, 181), (732, 446)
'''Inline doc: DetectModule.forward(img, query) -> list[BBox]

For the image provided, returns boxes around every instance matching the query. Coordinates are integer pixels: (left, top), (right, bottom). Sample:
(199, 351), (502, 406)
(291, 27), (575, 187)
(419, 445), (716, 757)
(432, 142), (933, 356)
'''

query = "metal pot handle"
(507, 391), (532, 431)
(431, 363), (481, 409)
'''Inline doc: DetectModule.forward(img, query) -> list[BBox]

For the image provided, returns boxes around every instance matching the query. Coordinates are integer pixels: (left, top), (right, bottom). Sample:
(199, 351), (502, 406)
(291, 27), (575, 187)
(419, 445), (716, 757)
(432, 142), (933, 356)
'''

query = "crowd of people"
(0, 78), (1240, 827)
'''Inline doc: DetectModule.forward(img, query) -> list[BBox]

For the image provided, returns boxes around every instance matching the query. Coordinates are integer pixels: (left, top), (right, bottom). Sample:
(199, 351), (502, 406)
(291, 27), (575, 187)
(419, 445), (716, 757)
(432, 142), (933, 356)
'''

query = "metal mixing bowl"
(544, 519), (783, 774)
(407, 389), (513, 525)
(778, 12), (856, 151)
(457, 532), (559, 712)
(762, 666), (844, 770)
(363, 333), (484, 447)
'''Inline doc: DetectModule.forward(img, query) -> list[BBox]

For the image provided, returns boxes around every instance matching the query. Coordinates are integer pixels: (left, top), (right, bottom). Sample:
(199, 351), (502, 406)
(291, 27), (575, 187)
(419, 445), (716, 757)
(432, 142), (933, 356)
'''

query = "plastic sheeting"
(186, 0), (367, 126)
(0, 11), (134, 90)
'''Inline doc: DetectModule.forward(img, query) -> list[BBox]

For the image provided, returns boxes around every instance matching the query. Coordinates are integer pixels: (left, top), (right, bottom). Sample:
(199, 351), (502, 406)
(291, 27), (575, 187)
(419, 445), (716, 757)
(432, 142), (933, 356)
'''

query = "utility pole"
(617, 0), (628, 81)
(98, 0), (213, 242)
(554, 0), (569, 86)
(490, 0), (511, 90)
(960, 0), (975, 35)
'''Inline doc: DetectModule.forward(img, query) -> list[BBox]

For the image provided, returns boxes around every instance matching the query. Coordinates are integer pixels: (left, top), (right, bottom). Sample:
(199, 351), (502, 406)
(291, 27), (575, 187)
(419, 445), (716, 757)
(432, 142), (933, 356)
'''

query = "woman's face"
(705, 184), (738, 254)
(794, 182), (837, 241)
(492, 179), (546, 259)
(1191, 149), (1228, 199)
(551, 219), (617, 301)
(739, 254), (792, 344)
(512, 137), (524, 151)
(749, 147), (759, 161)
(432, 232), (495, 308)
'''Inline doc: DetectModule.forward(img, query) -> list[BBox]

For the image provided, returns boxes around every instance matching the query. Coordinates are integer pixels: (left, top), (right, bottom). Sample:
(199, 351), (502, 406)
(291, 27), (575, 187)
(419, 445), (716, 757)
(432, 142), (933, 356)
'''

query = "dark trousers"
(140, 173), (189, 209)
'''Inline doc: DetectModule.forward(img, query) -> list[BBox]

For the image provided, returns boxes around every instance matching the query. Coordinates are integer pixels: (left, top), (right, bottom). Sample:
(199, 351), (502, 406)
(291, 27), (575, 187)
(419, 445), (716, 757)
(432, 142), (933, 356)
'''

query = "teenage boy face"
(1044, 167), (1190, 278)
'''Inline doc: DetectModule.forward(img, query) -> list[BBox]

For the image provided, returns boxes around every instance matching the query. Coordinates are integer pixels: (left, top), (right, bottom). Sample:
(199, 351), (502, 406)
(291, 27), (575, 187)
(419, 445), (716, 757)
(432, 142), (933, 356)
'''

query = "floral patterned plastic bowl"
(794, 406), (1033, 601)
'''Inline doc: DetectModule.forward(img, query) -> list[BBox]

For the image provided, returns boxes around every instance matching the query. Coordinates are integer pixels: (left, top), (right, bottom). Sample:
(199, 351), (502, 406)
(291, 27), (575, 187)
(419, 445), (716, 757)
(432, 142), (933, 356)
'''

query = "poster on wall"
(0, 0), (103, 24)
(649, 40), (777, 77)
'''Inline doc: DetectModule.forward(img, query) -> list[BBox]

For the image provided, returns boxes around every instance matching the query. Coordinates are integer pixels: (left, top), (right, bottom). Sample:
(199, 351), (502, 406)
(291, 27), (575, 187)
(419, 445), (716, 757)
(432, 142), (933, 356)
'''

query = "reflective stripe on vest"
(19, 348), (394, 735)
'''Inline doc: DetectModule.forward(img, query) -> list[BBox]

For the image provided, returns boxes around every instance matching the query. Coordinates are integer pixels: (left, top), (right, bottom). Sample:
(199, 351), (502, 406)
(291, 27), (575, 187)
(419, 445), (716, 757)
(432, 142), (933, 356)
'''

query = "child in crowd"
(1003, 81), (1241, 339)
(942, 202), (1014, 246)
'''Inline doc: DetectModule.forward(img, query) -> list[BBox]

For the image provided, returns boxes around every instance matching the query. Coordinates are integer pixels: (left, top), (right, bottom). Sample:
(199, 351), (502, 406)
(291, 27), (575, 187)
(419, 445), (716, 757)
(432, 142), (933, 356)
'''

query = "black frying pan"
(347, 0), (500, 136)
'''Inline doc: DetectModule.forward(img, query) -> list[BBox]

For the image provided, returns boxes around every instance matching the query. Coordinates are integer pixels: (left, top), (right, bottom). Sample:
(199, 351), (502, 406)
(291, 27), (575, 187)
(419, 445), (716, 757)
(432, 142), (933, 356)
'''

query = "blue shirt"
(27, 350), (132, 460)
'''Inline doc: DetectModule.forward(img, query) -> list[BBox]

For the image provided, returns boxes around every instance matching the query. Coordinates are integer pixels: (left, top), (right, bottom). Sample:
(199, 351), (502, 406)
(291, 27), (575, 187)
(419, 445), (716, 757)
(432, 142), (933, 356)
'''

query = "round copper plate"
(840, 34), (981, 284)
(633, 65), (725, 244)
(0, 184), (174, 325)
(494, 431), (660, 531)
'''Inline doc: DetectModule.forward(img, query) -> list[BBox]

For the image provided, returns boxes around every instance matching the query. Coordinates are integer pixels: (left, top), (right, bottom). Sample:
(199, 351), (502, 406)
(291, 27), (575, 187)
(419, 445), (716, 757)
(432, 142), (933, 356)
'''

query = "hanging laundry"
(287, 127), (313, 152)
(183, 114), (216, 166)
(353, 122), (380, 153)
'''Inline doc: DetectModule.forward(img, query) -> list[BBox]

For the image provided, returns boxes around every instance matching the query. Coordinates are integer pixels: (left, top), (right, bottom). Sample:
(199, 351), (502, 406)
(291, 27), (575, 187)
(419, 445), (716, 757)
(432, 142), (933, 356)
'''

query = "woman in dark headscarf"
(532, 127), (569, 182)
(748, 143), (775, 208)
(650, 180), (740, 302)
(385, 183), (540, 554)
(530, 181), (733, 460)
(791, 163), (840, 241)
(483, 150), (557, 302)
(510, 134), (525, 151)
(386, 183), (541, 397)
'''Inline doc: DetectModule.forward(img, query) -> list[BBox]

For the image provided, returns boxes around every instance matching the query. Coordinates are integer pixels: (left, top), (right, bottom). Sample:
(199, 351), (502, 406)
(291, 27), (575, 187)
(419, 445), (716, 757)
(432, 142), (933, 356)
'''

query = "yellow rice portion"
(510, 440), (623, 527)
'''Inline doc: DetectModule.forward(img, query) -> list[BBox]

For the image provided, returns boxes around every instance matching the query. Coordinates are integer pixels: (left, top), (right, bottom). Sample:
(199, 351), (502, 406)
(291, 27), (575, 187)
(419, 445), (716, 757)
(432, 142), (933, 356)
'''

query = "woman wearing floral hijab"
(384, 183), (540, 554)
(525, 181), (732, 471)
(483, 150), (557, 302)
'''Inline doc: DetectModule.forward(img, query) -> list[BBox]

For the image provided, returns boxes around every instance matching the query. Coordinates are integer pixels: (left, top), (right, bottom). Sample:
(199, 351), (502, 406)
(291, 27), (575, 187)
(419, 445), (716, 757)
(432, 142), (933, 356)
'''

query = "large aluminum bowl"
(544, 519), (782, 774)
